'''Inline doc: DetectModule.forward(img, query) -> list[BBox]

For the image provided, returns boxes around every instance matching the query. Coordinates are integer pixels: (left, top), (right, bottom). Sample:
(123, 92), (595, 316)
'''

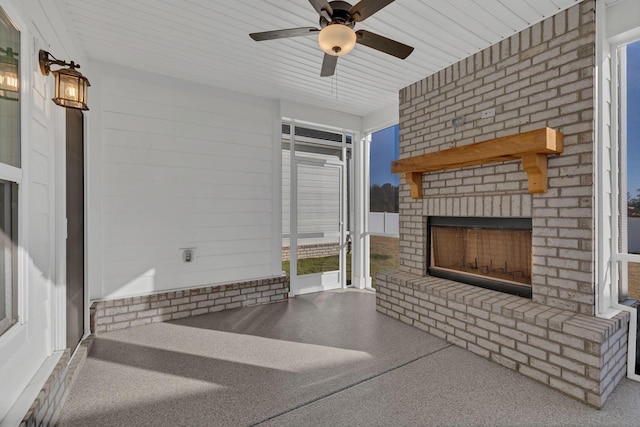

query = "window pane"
(626, 40), (640, 254)
(0, 6), (20, 168)
(369, 125), (400, 287)
(370, 235), (399, 288)
(0, 180), (17, 335)
(0, 5), (19, 335)
(370, 125), (399, 214)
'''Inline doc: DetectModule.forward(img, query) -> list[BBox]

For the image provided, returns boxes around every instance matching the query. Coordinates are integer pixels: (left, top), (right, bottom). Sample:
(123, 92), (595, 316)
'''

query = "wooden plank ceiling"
(53, 0), (582, 117)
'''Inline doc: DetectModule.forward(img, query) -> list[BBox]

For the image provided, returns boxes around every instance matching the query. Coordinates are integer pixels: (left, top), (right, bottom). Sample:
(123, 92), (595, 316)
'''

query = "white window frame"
(595, 0), (640, 382)
(613, 41), (640, 299)
(0, 0), (26, 343)
(360, 109), (400, 289)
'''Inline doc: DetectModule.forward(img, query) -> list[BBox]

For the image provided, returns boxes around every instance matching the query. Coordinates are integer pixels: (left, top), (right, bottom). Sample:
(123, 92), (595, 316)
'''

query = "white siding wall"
(597, 0), (640, 313)
(91, 62), (280, 299)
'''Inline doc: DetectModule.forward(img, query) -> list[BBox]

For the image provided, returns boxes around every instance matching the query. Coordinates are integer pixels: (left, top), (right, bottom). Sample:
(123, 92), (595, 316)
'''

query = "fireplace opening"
(427, 217), (532, 298)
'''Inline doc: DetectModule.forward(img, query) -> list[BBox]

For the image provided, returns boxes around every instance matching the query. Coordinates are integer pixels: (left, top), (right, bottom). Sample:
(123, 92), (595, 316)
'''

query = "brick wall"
(20, 336), (93, 426)
(398, 0), (596, 314)
(377, 272), (629, 408)
(378, 0), (633, 409)
(92, 276), (289, 334)
(282, 243), (340, 262)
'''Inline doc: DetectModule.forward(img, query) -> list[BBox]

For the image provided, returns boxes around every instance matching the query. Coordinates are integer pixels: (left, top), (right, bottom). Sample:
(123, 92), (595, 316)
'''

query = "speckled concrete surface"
(57, 290), (448, 426)
(57, 289), (640, 427)
(258, 345), (640, 426)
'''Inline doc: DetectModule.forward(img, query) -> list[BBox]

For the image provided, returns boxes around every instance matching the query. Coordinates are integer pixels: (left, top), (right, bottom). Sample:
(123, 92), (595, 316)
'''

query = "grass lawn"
(282, 254), (349, 277)
(369, 236), (399, 288)
(282, 235), (399, 288)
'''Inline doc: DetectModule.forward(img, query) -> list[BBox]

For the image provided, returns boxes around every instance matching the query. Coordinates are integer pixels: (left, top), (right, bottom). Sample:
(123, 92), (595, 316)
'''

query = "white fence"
(369, 212), (399, 236)
(630, 217), (640, 254)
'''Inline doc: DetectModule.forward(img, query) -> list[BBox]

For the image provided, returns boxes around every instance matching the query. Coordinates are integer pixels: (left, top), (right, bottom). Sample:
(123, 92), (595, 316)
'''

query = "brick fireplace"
(376, 0), (630, 408)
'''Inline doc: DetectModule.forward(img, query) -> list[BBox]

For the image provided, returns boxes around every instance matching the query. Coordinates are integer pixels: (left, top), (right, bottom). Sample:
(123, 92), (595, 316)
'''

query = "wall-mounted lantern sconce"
(0, 47), (19, 98)
(38, 50), (90, 110)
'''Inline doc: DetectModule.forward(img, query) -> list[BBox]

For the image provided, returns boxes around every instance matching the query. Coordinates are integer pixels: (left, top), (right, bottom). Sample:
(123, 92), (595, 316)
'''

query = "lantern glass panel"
(0, 61), (18, 92)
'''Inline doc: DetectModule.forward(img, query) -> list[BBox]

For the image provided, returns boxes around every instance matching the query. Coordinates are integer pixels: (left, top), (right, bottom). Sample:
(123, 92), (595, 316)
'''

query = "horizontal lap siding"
(100, 73), (276, 298)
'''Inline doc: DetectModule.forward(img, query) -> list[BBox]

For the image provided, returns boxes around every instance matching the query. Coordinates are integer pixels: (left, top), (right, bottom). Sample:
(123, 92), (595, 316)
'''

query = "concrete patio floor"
(58, 289), (640, 426)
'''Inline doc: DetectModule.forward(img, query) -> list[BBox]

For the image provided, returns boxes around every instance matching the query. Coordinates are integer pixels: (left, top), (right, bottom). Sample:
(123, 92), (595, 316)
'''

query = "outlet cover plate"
(452, 116), (466, 127)
(180, 247), (197, 264)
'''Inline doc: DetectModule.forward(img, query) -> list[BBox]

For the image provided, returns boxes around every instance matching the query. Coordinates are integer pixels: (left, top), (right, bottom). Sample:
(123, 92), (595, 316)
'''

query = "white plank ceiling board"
(54, 0), (583, 117)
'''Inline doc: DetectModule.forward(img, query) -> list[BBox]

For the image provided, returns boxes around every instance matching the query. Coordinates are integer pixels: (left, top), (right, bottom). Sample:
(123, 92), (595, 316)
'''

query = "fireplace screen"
(428, 217), (532, 297)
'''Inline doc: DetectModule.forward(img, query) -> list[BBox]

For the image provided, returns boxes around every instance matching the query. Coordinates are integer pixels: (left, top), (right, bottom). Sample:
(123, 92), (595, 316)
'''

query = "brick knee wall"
(20, 335), (94, 427)
(91, 276), (289, 334)
(376, 271), (629, 408)
(282, 243), (340, 262)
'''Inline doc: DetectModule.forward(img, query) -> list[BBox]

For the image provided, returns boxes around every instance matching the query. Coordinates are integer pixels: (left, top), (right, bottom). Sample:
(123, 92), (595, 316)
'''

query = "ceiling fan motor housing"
(319, 1), (356, 28)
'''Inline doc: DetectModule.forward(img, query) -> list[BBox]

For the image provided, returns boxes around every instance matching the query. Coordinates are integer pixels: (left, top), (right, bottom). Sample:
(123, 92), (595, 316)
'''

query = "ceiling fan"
(249, 0), (414, 77)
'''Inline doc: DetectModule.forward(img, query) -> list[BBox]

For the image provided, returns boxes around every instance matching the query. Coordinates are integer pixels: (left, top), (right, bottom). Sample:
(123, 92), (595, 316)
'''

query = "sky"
(370, 124), (399, 187)
(628, 40), (640, 199)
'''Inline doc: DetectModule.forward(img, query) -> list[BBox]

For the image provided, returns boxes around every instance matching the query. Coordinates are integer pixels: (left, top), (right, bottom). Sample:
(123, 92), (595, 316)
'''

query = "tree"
(629, 188), (640, 217)
(370, 183), (399, 213)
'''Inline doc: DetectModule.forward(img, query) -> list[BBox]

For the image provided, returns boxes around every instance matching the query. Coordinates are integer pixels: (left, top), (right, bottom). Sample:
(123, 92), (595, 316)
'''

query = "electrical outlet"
(181, 248), (196, 263)
(481, 108), (496, 119)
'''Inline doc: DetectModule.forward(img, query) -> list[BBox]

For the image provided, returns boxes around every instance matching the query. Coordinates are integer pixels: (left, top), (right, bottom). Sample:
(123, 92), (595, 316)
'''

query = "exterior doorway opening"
(65, 109), (85, 350)
(282, 122), (352, 296)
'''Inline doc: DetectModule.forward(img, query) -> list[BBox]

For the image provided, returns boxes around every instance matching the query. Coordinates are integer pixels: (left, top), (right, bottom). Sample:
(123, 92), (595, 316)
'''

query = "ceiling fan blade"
(308, 0), (333, 22)
(349, 0), (395, 22)
(320, 54), (338, 77)
(355, 30), (414, 59)
(250, 27), (319, 41)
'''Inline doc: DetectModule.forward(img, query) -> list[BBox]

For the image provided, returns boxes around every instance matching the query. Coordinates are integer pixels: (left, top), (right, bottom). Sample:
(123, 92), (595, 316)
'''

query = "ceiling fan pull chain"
(331, 70), (336, 98)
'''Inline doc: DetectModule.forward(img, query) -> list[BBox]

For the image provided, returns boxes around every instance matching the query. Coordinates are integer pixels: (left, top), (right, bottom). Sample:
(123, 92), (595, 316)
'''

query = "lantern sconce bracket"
(38, 50), (79, 75)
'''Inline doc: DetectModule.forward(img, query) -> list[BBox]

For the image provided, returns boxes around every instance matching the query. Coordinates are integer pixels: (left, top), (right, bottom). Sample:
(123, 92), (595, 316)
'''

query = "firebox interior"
(427, 217), (533, 298)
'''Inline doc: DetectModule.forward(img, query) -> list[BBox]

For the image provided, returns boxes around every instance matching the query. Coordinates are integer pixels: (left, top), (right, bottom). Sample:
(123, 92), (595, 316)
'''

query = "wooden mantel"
(391, 127), (564, 199)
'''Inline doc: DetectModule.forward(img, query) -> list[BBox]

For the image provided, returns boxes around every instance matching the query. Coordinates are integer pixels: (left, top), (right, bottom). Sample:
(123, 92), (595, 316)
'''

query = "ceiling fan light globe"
(318, 24), (356, 56)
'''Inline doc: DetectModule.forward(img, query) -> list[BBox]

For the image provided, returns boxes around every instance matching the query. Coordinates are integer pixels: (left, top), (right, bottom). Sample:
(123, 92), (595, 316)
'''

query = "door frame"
(287, 121), (349, 296)
(52, 106), (89, 352)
